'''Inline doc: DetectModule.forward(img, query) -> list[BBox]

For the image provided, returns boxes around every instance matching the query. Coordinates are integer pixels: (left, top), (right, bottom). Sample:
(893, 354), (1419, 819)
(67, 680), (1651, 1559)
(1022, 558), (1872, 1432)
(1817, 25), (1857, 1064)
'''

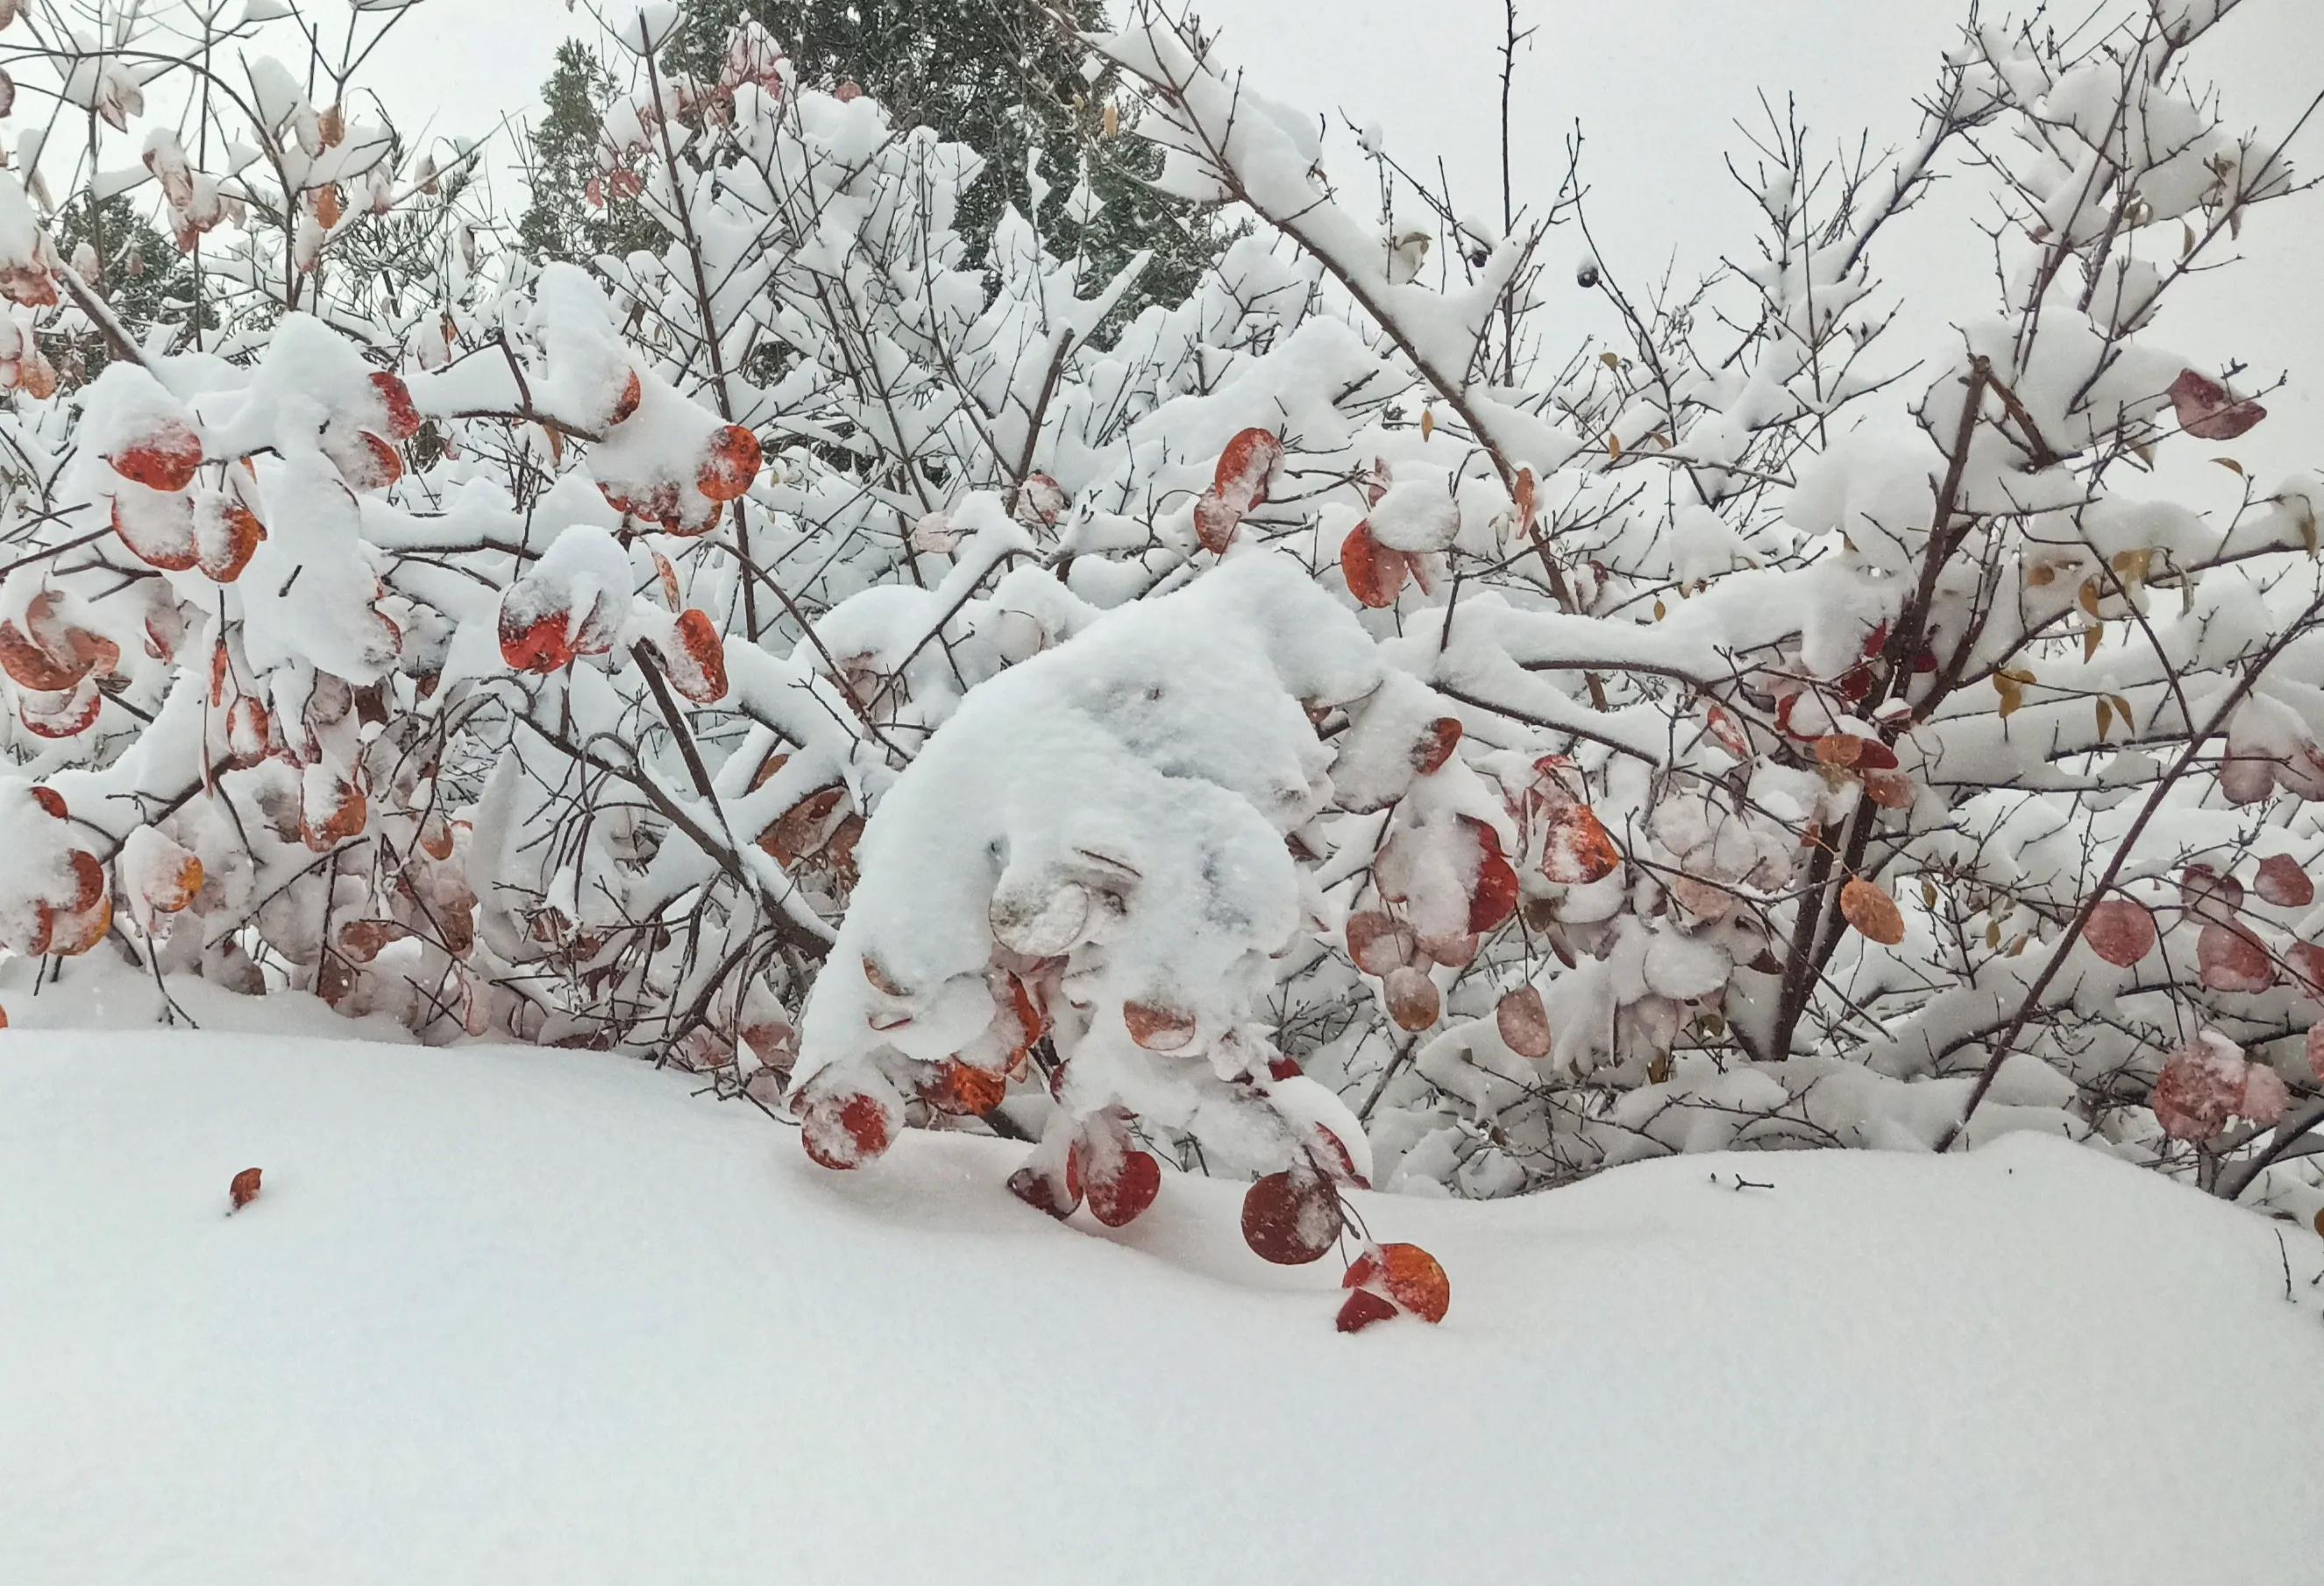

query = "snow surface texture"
(5, 1029), (2322, 1585)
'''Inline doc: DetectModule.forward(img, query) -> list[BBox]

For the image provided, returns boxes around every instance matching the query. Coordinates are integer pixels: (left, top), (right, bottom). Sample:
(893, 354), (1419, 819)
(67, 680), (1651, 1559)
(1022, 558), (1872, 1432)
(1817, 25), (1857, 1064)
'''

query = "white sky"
(349, 0), (2324, 489)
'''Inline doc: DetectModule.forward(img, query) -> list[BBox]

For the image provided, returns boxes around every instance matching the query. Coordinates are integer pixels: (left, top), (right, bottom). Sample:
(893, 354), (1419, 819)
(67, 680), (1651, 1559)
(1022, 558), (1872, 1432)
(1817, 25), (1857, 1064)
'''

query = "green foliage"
(49, 196), (210, 374)
(518, 0), (1224, 316)
(519, 40), (668, 265)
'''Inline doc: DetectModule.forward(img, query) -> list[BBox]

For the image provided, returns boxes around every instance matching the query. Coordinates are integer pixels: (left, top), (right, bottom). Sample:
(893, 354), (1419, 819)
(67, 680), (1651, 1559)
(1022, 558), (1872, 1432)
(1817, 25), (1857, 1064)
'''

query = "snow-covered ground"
(5, 1027), (2320, 1585)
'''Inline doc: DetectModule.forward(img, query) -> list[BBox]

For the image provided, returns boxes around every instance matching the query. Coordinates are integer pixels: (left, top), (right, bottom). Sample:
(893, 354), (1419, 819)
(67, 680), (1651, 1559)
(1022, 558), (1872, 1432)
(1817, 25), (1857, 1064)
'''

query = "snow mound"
(4, 1030), (2320, 1584)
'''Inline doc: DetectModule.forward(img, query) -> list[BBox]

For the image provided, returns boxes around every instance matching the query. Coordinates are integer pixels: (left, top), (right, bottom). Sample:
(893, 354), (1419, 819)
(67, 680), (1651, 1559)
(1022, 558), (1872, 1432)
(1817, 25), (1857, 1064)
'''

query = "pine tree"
(518, 0), (1223, 314)
(50, 196), (210, 375)
(518, 41), (668, 265)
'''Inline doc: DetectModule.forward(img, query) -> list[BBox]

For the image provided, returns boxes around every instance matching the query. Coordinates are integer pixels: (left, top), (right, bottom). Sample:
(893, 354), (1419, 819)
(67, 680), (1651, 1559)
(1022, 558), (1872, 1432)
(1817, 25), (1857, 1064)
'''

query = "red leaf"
(1416, 929), (1478, 968)
(795, 1085), (894, 1170)
(1123, 999), (1198, 1051)
(2169, 368), (2267, 442)
(2221, 753), (2276, 805)
(2255, 853), (2313, 909)
(2292, 942), (2324, 999)
(1340, 521), (1408, 608)
(1335, 1288), (1400, 1333)
(499, 606), (574, 673)
(1008, 1161), (1082, 1220)
(1346, 911), (1418, 976)
(1240, 1170), (1340, 1264)
(0, 613), (86, 693)
(1468, 848), (1519, 933)
(369, 371), (423, 440)
(228, 1166), (263, 1212)
(1704, 704), (1751, 757)
(1084, 1148), (1161, 1228)
(608, 368), (643, 428)
(2082, 899), (2157, 967)
(2152, 1038), (2245, 1141)
(1193, 490), (1241, 554)
(1212, 427), (1283, 509)
(2180, 864), (2244, 925)
(1410, 716), (1462, 776)
(2196, 921), (2274, 992)
(1496, 985), (1552, 1058)
(1537, 804), (1621, 885)
(1382, 964), (1440, 1031)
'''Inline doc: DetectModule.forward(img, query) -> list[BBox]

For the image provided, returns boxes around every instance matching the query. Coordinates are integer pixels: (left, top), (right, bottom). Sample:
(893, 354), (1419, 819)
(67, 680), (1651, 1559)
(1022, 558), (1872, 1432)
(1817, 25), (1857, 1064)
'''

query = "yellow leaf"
(1101, 103), (1119, 139)
(1608, 431), (1624, 462)
(2299, 501), (2319, 558)
(2084, 621), (2103, 660)
(1419, 407), (1434, 441)
(1922, 878), (1938, 909)
(1995, 674), (2024, 718)
(1601, 351), (1620, 370)
(2096, 697), (2113, 739)
(2078, 579), (2101, 616)
(1986, 919), (2001, 949)
(1652, 598), (1667, 621)
(2110, 548), (2151, 594)
(2026, 561), (2058, 587)
(2214, 457), (2244, 476)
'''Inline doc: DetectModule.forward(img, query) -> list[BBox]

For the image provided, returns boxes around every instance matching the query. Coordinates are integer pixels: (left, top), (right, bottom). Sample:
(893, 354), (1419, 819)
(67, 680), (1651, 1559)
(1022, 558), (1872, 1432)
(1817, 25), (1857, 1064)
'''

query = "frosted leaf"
(2254, 854), (2313, 908)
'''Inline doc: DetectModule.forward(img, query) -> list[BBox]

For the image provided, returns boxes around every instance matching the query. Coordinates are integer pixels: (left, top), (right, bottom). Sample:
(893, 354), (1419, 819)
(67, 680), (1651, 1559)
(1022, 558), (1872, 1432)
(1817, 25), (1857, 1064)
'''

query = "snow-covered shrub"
(4, 0), (2324, 1294)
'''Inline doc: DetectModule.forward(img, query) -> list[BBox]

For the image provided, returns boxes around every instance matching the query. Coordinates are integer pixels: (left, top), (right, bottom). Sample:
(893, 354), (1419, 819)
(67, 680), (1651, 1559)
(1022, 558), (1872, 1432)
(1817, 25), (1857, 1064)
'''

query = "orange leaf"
(695, 425), (762, 502)
(1538, 803), (1621, 885)
(1343, 1241), (1450, 1324)
(1123, 999), (1197, 1051)
(369, 372), (423, 440)
(1839, 878), (1904, 946)
(108, 422), (203, 492)
(1340, 521), (1408, 608)
(665, 609), (729, 704)
(793, 1083), (894, 1170)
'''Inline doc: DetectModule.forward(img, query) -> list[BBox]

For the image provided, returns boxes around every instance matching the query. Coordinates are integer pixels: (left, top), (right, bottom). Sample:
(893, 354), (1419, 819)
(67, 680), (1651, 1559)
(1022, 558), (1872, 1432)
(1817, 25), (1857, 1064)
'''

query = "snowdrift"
(4, 1029), (2320, 1584)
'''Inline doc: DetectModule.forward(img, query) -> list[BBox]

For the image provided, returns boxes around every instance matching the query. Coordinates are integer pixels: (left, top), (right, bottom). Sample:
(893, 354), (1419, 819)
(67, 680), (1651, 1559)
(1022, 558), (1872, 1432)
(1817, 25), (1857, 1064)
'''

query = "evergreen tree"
(518, 1), (1223, 315)
(50, 196), (211, 374)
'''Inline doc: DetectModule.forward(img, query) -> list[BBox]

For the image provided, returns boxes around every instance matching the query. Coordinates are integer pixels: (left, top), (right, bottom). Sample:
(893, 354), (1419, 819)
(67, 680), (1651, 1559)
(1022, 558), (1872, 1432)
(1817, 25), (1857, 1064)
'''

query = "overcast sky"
(352, 0), (2324, 487)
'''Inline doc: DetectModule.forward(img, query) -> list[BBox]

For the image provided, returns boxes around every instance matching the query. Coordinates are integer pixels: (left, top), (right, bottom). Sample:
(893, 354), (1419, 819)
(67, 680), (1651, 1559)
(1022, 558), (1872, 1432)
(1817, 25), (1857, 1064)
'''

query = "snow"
(4, 1027), (2322, 1585)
